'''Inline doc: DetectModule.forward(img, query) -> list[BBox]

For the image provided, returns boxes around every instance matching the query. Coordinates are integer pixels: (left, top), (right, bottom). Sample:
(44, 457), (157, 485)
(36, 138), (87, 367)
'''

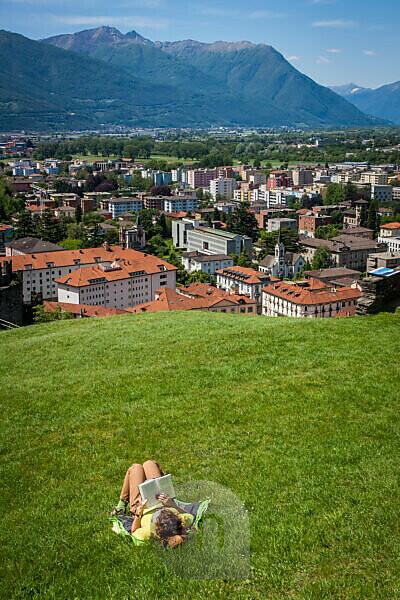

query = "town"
(1, 132), (399, 327)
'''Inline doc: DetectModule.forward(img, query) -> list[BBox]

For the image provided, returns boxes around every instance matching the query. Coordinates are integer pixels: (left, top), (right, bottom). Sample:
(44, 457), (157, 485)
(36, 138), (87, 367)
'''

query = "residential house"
(181, 251), (234, 274)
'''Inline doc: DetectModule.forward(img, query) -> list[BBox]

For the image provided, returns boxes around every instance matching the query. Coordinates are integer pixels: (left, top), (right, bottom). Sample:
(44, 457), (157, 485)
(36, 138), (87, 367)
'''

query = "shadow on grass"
(154, 480), (250, 580)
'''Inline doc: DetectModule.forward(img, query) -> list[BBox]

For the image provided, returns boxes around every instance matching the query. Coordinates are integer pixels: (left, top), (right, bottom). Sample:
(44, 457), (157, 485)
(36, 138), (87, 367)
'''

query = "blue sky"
(1, 0), (399, 88)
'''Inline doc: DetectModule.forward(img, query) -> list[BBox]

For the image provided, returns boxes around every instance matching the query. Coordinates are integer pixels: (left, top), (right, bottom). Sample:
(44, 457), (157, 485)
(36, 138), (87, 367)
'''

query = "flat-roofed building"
(267, 218), (297, 233)
(108, 197), (144, 218)
(367, 252), (400, 273)
(186, 227), (253, 258)
(371, 184), (393, 202)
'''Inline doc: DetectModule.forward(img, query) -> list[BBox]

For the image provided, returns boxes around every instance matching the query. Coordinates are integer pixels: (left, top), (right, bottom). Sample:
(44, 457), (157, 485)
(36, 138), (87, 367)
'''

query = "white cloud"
(288, 55), (301, 62)
(312, 20), (357, 28)
(327, 48), (342, 54)
(316, 55), (331, 64)
(53, 15), (169, 30)
(363, 49), (377, 56)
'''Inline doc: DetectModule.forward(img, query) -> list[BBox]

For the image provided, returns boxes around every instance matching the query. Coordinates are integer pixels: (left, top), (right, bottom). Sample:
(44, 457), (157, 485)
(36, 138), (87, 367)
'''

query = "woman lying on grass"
(111, 460), (194, 548)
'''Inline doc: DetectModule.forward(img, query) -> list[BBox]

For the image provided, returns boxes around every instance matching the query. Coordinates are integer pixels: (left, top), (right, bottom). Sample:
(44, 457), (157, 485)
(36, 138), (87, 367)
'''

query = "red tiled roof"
(263, 278), (362, 306)
(43, 301), (127, 318)
(381, 222), (400, 230)
(127, 286), (257, 314)
(4, 246), (176, 275)
(216, 265), (268, 285)
(0, 224), (13, 231)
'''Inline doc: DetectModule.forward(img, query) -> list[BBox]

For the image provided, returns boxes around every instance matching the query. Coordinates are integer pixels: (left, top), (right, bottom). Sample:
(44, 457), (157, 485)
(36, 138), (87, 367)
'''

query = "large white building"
(3, 245), (176, 304)
(209, 178), (236, 200)
(262, 279), (361, 318)
(56, 256), (176, 310)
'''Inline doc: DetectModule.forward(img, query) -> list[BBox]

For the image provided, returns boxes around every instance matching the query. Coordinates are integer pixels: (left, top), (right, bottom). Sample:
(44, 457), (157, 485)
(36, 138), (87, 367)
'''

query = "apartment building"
(360, 171), (388, 185)
(187, 169), (217, 188)
(262, 278), (361, 318)
(186, 227), (253, 257)
(267, 218), (297, 233)
(108, 197), (144, 218)
(3, 245), (176, 304)
(163, 196), (198, 214)
(128, 284), (257, 315)
(291, 168), (313, 187)
(367, 252), (400, 273)
(371, 184), (393, 202)
(298, 215), (332, 238)
(209, 178), (237, 200)
(378, 222), (400, 252)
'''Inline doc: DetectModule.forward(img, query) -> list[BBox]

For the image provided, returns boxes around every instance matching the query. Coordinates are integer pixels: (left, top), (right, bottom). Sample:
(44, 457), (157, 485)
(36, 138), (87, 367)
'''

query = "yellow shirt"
(132, 507), (194, 542)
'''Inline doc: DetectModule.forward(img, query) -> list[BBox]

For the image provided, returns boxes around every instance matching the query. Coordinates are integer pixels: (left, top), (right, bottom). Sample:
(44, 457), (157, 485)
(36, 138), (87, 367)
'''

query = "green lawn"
(1, 312), (399, 599)
(142, 154), (196, 165)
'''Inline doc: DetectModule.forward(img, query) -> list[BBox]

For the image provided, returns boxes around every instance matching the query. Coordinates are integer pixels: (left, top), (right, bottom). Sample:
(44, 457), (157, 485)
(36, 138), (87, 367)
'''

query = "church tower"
(275, 236), (286, 278)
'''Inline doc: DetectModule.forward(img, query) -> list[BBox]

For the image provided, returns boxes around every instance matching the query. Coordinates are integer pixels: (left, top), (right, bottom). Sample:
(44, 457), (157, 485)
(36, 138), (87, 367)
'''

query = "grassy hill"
(1, 312), (399, 599)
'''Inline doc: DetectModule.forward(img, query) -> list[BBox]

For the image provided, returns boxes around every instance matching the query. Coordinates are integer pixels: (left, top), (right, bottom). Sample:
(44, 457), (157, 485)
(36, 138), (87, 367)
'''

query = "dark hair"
(154, 509), (187, 548)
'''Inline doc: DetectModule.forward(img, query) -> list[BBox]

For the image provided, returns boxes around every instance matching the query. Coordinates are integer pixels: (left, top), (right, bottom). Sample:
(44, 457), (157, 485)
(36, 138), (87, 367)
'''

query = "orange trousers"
(120, 460), (162, 514)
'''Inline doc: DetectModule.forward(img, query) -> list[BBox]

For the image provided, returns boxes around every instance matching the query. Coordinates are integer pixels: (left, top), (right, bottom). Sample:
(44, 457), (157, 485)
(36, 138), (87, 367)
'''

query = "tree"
(75, 204), (82, 224)
(187, 271), (214, 284)
(236, 252), (252, 268)
(33, 304), (73, 324)
(158, 213), (169, 239)
(14, 211), (37, 239)
(344, 182), (358, 203)
(150, 185), (171, 197)
(311, 247), (332, 270)
(367, 200), (380, 233)
(315, 224), (342, 240)
(324, 183), (345, 206)
(229, 208), (258, 241)
(60, 238), (83, 250)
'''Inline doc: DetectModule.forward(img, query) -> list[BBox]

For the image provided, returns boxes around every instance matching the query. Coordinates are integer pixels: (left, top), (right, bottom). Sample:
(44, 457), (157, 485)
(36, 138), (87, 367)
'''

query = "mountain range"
(331, 81), (400, 124)
(0, 27), (389, 131)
